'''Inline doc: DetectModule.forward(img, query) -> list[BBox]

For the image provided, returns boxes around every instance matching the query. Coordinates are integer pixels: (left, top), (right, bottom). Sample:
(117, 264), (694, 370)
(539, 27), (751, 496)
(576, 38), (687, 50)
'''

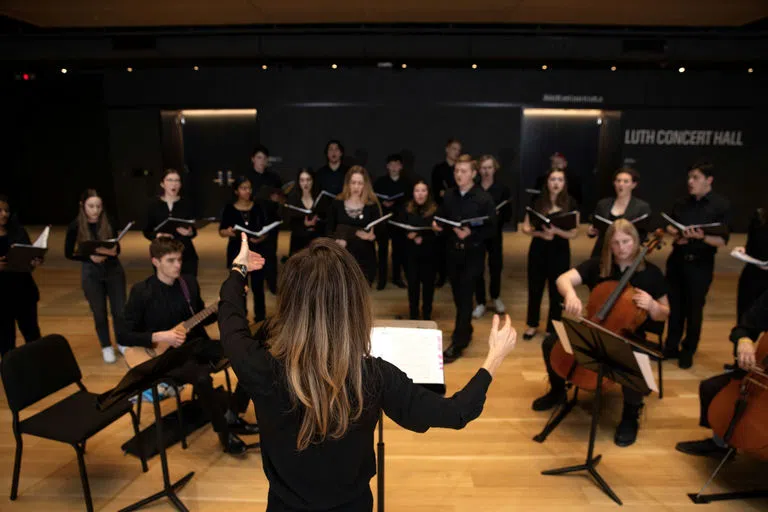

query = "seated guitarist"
(532, 219), (670, 447)
(118, 237), (257, 455)
(676, 288), (764, 458)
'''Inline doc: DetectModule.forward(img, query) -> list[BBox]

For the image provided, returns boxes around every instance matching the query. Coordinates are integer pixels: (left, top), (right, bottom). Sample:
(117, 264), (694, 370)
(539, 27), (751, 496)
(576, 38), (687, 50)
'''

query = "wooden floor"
(1, 226), (766, 512)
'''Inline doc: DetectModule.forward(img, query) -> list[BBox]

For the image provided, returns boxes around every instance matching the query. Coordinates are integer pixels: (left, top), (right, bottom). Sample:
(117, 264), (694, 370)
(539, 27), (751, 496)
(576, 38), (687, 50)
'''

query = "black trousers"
(0, 299), (41, 357)
(435, 235), (448, 283)
(406, 248), (436, 320)
(448, 244), (484, 350)
(248, 269), (266, 323)
(267, 486), (373, 512)
(665, 252), (715, 355)
(737, 265), (768, 322)
(475, 232), (503, 305)
(526, 239), (570, 333)
(541, 334), (645, 405)
(377, 228), (406, 286)
(698, 371), (740, 428)
(165, 338), (251, 437)
(81, 260), (126, 348)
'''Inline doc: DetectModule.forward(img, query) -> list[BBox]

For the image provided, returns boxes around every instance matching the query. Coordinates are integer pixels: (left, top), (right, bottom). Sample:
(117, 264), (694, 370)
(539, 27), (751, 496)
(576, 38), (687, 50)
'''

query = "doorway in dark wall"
(165, 109), (259, 218)
(519, 109), (607, 218)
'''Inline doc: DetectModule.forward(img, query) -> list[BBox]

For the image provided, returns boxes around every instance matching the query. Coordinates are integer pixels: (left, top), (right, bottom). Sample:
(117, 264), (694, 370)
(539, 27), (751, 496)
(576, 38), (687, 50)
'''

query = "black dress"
(0, 226), (41, 355)
(590, 196), (652, 257)
(400, 207), (437, 320)
(284, 193), (323, 256)
(327, 200), (381, 285)
(143, 197), (199, 276)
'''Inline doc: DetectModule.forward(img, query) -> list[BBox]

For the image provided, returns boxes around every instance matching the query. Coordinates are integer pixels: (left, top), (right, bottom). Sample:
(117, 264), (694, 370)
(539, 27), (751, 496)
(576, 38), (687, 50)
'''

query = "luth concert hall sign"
(624, 129), (744, 146)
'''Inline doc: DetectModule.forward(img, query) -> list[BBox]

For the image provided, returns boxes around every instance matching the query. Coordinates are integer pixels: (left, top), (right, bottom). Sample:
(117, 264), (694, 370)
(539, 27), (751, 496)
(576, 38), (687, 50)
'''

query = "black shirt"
(575, 257), (668, 335)
(248, 169), (283, 196)
(142, 197), (199, 262)
(373, 174), (410, 215)
(118, 274), (214, 348)
(591, 196), (652, 256)
(438, 186), (497, 248)
(284, 193), (324, 237)
(431, 161), (456, 204)
(218, 271), (492, 511)
(399, 206), (437, 253)
(0, 226), (39, 303)
(745, 209), (768, 262)
(730, 288), (768, 345)
(64, 219), (121, 262)
(326, 200), (381, 239)
(668, 191), (730, 259)
(219, 202), (271, 267)
(481, 181), (513, 232)
(316, 164), (350, 196)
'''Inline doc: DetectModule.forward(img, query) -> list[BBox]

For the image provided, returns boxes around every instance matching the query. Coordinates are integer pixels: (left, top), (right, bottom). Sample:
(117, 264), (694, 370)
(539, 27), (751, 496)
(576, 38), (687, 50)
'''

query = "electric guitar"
(123, 303), (218, 368)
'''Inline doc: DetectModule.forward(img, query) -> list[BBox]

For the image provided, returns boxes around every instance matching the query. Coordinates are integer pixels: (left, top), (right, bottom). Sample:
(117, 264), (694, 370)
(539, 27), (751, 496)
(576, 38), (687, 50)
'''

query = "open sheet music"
(731, 249), (768, 267)
(75, 222), (134, 256)
(434, 215), (489, 228)
(661, 212), (724, 235)
(526, 207), (578, 231)
(592, 213), (649, 226)
(6, 226), (50, 272)
(154, 216), (216, 233)
(370, 327), (444, 385)
(234, 220), (282, 238)
(388, 220), (433, 232)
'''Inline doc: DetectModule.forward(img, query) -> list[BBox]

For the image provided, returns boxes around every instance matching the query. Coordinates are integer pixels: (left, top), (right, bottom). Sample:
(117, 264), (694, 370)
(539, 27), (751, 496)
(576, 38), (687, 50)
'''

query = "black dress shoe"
(443, 345), (463, 364)
(614, 403), (642, 447)
(392, 279), (407, 289)
(531, 388), (566, 411)
(678, 350), (694, 369)
(522, 329), (538, 341)
(221, 433), (248, 455)
(228, 417), (260, 436)
(675, 438), (730, 458)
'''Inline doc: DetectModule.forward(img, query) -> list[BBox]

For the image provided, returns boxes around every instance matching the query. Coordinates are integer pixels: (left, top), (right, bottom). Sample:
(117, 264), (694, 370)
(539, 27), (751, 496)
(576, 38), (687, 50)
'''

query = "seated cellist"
(675, 288), (764, 458)
(532, 219), (670, 446)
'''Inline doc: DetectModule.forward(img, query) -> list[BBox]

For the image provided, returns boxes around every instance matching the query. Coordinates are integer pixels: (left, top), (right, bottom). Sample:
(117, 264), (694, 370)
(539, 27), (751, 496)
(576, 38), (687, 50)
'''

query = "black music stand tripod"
(541, 317), (654, 506)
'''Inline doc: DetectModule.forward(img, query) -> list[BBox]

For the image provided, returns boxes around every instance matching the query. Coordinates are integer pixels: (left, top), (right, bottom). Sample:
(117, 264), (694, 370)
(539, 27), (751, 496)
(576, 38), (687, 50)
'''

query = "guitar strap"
(178, 276), (196, 316)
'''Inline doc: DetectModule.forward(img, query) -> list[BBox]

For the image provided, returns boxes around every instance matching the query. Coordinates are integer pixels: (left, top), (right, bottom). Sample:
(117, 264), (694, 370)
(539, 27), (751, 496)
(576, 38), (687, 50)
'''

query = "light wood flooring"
(0, 226), (765, 511)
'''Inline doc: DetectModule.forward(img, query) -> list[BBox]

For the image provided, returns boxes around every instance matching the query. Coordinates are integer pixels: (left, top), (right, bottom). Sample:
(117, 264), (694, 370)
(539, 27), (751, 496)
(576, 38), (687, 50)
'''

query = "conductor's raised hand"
(483, 314), (517, 376)
(233, 232), (265, 272)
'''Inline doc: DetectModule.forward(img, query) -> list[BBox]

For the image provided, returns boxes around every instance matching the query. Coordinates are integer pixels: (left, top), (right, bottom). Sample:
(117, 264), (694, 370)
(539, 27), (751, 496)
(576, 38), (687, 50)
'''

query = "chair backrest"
(1, 334), (82, 413)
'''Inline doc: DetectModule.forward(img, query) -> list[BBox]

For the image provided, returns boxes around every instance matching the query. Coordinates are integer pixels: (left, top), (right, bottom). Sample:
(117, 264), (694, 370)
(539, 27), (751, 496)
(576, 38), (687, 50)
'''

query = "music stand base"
(119, 471), (195, 512)
(688, 490), (768, 504)
(542, 455), (622, 505)
(533, 389), (578, 443)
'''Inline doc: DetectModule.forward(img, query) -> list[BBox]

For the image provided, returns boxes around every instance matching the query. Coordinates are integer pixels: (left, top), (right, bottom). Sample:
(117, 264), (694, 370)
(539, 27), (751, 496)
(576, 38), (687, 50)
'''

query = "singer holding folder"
(732, 206), (768, 321)
(285, 168), (323, 256)
(143, 169), (200, 277)
(400, 180), (438, 320)
(64, 189), (127, 363)
(521, 168), (579, 342)
(219, 235), (517, 511)
(0, 195), (42, 356)
(663, 162), (730, 369)
(533, 219), (669, 446)
(373, 154), (410, 290)
(327, 166), (382, 285)
(432, 155), (497, 363)
(219, 176), (273, 324)
(587, 167), (651, 257)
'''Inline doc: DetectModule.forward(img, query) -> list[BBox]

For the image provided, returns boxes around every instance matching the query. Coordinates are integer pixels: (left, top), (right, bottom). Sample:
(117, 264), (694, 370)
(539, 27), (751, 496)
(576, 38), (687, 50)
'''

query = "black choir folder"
(388, 220), (433, 232)
(6, 226), (50, 272)
(75, 222), (134, 256)
(333, 213), (393, 240)
(661, 213), (727, 237)
(234, 220), (283, 238)
(283, 190), (336, 217)
(375, 192), (405, 201)
(153, 216), (216, 234)
(434, 215), (489, 228)
(592, 213), (649, 227)
(525, 207), (578, 231)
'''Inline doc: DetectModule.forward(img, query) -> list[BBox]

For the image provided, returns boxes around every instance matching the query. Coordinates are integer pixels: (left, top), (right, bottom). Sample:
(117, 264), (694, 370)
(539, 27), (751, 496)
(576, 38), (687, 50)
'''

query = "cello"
(548, 230), (665, 391)
(707, 334), (768, 459)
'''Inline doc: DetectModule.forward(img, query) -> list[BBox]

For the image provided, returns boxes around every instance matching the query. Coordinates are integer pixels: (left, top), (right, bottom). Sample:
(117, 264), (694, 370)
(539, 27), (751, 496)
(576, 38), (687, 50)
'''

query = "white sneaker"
(102, 346), (117, 364)
(117, 344), (128, 356)
(472, 304), (486, 319)
(494, 298), (506, 314)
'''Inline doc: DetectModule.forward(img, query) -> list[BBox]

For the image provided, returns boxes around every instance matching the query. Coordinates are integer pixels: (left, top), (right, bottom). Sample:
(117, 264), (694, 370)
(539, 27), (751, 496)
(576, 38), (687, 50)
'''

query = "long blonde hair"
(600, 218), (644, 278)
(339, 165), (381, 210)
(268, 238), (373, 450)
(76, 189), (113, 244)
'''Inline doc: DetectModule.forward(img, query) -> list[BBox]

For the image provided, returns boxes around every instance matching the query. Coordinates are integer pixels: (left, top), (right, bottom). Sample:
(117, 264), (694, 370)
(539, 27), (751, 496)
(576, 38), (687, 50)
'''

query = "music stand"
(97, 345), (200, 512)
(541, 317), (655, 506)
(372, 320), (445, 512)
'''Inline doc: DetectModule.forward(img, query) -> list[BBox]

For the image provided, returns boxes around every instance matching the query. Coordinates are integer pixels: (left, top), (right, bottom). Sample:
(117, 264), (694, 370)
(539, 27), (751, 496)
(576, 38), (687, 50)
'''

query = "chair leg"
(172, 384), (187, 450)
(129, 409), (148, 473)
(224, 368), (232, 395)
(10, 434), (22, 500)
(136, 389), (143, 424)
(74, 444), (94, 512)
(657, 356), (664, 399)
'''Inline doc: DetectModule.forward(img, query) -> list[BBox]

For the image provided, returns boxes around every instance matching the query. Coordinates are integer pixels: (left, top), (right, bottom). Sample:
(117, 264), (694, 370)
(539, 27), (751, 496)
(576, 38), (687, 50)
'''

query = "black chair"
(1, 334), (147, 512)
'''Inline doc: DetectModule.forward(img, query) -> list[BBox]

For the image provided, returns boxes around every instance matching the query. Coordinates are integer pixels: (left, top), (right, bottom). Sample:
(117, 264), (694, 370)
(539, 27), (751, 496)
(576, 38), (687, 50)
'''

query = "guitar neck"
(182, 303), (218, 331)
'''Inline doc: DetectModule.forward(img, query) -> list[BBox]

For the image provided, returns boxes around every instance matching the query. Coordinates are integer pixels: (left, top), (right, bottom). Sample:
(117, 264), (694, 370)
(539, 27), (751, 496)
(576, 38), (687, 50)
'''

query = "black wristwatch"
(231, 264), (247, 277)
